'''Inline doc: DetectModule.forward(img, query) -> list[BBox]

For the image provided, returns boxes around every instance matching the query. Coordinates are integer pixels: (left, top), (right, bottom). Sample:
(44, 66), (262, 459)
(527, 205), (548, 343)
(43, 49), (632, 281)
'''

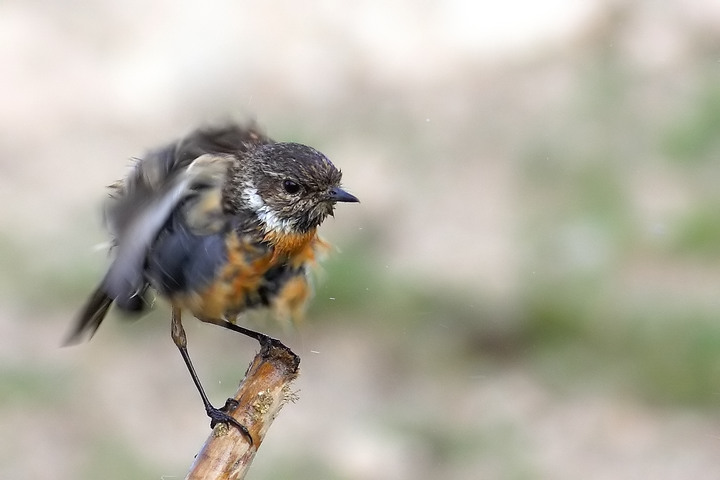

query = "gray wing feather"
(68, 123), (270, 343)
(102, 173), (194, 304)
(100, 124), (269, 304)
(103, 153), (233, 304)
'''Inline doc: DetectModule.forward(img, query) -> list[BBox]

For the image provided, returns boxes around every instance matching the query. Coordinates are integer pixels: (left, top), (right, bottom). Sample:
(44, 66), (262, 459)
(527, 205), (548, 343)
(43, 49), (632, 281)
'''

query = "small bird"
(66, 123), (358, 439)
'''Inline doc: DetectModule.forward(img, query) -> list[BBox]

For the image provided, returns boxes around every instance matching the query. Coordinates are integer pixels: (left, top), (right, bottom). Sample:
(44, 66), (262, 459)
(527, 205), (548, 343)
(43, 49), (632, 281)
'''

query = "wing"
(66, 154), (232, 344)
(104, 154), (234, 307)
(67, 123), (270, 343)
(104, 123), (271, 303)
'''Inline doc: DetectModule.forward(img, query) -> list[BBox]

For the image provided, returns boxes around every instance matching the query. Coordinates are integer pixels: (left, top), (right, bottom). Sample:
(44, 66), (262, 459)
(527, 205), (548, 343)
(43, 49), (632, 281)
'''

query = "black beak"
(329, 187), (359, 203)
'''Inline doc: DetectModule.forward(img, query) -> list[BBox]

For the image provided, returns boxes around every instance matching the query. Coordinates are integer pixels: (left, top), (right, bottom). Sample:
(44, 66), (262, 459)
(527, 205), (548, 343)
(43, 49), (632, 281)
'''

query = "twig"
(186, 340), (300, 480)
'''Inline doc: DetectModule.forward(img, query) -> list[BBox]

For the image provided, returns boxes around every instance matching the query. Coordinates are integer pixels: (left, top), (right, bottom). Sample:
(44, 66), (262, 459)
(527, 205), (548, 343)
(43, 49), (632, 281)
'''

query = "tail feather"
(64, 286), (113, 345)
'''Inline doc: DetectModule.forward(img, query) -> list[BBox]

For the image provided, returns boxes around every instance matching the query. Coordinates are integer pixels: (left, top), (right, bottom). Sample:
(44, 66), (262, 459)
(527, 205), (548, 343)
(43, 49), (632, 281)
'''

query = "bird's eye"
(282, 179), (301, 194)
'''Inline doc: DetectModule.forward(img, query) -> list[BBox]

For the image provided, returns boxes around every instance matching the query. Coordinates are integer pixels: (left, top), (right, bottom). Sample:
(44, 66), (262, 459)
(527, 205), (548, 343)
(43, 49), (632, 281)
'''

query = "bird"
(65, 123), (359, 441)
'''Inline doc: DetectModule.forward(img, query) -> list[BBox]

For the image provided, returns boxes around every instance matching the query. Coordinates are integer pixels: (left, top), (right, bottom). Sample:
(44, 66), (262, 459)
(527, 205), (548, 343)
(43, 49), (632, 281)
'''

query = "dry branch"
(186, 340), (300, 480)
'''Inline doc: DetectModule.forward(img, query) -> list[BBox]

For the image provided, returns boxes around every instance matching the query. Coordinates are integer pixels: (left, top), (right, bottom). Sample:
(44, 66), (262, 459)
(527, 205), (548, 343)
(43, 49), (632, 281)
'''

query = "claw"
(206, 399), (253, 446)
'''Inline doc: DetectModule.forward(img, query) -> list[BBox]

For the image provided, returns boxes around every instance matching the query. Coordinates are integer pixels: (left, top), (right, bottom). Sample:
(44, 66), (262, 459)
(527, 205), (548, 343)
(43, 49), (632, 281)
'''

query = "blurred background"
(2, 0), (720, 478)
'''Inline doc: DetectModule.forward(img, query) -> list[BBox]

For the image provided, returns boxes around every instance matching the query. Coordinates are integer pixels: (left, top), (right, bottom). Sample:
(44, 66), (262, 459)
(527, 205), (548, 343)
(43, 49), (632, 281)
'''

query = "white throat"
(242, 184), (295, 234)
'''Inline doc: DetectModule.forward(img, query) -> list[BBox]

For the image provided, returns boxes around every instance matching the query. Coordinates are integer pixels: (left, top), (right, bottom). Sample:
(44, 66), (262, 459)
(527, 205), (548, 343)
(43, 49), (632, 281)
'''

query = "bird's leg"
(197, 315), (286, 351)
(170, 306), (253, 445)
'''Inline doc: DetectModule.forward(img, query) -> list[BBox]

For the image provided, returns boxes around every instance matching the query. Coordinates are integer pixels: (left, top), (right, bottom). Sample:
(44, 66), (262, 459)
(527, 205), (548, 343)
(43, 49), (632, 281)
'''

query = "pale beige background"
(1, 1), (720, 479)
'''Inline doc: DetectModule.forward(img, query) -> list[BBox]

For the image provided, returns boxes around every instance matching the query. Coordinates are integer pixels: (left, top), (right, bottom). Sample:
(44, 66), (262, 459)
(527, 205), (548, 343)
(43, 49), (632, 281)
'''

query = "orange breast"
(173, 229), (328, 323)
(263, 229), (329, 267)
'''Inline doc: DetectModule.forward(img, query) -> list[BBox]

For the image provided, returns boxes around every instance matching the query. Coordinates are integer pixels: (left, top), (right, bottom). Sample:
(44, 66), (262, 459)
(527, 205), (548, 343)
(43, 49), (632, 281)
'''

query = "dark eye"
(283, 179), (301, 194)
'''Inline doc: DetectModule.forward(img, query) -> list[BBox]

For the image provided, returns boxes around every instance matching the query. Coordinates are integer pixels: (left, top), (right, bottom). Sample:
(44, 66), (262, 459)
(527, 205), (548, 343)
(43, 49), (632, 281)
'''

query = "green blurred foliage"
(670, 204), (720, 257)
(664, 82), (720, 164)
(80, 438), (160, 480)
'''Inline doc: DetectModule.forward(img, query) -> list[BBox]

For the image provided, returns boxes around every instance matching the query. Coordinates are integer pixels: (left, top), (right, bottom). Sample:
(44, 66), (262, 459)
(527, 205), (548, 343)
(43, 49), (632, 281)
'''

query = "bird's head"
(235, 142), (358, 234)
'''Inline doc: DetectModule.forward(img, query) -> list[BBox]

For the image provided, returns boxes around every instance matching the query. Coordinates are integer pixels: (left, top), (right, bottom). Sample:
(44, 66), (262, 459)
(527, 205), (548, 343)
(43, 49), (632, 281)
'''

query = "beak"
(328, 187), (359, 203)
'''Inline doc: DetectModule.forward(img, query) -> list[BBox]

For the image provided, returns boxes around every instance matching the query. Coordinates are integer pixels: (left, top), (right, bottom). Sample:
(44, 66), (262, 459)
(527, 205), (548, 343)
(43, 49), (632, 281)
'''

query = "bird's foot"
(207, 398), (253, 446)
